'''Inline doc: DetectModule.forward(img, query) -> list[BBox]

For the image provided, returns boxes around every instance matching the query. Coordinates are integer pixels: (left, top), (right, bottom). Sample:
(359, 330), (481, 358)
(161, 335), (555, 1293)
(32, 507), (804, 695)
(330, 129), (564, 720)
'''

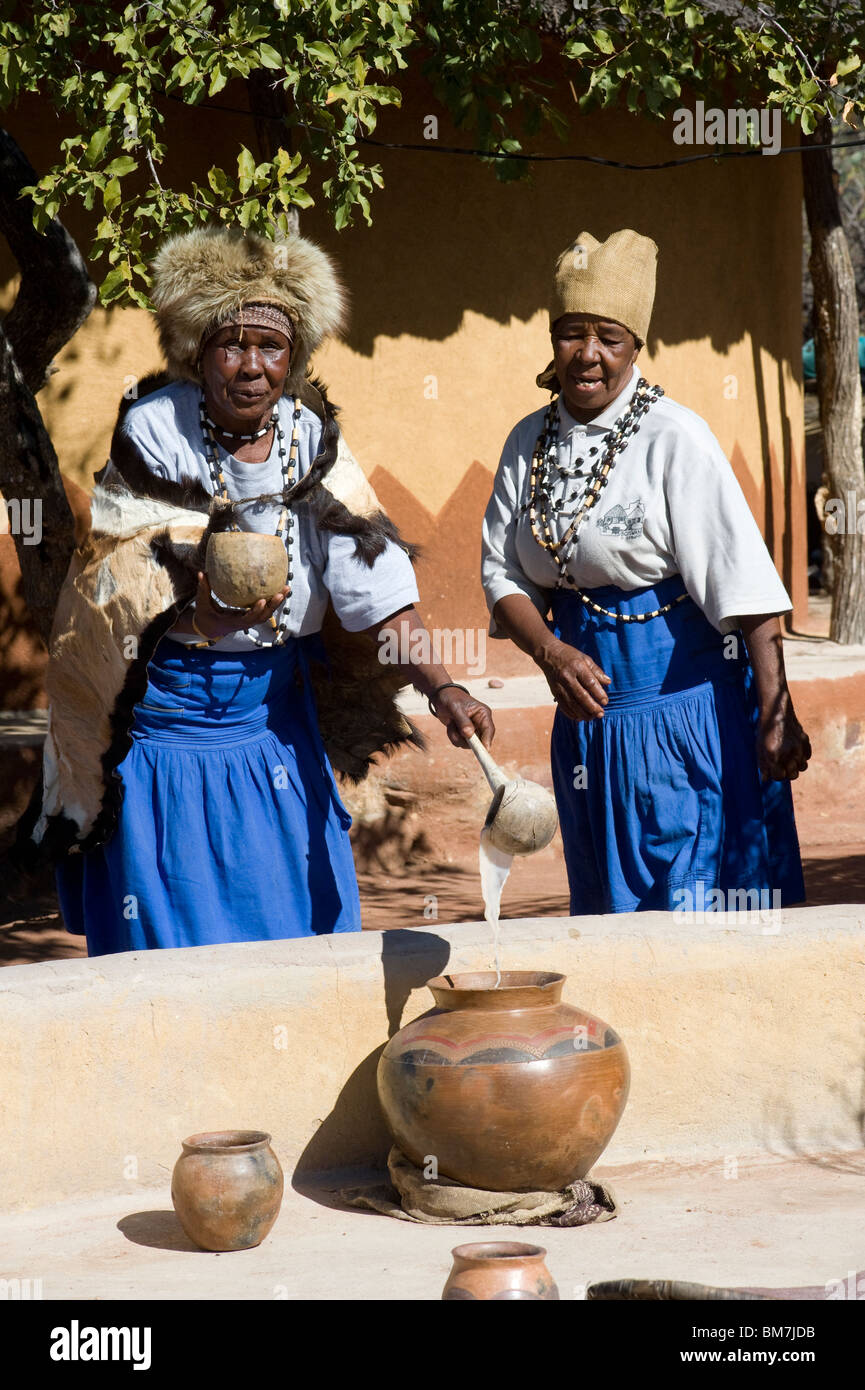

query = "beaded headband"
(199, 301), (296, 355)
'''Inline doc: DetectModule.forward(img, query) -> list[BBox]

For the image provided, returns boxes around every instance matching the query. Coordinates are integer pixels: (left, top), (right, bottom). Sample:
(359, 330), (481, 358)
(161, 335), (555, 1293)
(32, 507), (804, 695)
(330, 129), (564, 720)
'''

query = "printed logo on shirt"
(596, 498), (645, 540)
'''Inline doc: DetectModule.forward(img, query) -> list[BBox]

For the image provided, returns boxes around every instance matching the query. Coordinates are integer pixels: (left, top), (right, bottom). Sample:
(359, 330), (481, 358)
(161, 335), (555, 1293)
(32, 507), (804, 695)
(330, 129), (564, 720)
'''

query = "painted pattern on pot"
(171, 1130), (284, 1252)
(442, 1242), (560, 1300)
(377, 971), (630, 1192)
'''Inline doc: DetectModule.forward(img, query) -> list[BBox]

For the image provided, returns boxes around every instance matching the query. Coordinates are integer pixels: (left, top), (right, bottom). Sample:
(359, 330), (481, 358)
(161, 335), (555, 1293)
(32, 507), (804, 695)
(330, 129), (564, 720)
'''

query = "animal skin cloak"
(12, 376), (423, 872)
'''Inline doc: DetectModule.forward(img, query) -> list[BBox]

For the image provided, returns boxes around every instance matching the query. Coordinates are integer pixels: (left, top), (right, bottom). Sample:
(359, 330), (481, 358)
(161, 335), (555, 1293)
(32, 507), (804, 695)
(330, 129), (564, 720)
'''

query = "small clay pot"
(171, 1130), (284, 1252)
(442, 1242), (560, 1300)
(205, 532), (288, 609)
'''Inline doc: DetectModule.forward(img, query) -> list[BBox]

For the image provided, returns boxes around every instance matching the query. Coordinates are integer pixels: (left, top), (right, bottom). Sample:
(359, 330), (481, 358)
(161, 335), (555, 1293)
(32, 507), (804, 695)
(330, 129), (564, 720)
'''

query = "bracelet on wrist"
(427, 682), (472, 717)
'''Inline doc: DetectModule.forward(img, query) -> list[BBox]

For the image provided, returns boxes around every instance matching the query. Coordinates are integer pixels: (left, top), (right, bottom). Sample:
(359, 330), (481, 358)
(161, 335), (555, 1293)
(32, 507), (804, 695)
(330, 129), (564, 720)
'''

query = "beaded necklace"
(196, 394), (302, 647)
(528, 378), (688, 624)
(203, 411), (274, 442)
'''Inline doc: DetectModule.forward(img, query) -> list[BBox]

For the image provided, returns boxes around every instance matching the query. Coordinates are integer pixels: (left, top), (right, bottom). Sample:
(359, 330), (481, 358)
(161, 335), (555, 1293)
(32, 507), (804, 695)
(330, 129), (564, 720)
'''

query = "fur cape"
(11, 376), (423, 873)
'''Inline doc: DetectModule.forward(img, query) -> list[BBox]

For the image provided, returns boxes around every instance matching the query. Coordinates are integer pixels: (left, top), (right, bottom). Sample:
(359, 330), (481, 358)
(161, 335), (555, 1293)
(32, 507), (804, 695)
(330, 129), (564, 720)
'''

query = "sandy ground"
(2, 1150), (863, 1301)
(2, 833), (864, 966)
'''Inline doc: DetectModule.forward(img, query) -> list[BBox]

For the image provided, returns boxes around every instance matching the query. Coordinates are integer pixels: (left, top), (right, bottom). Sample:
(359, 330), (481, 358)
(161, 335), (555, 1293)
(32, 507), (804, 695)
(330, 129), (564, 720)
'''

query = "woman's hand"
(432, 686), (496, 749)
(757, 699), (812, 781)
(190, 571), (291, 640)
(738, 615), (811, 781)
(539, 637), (611, 720)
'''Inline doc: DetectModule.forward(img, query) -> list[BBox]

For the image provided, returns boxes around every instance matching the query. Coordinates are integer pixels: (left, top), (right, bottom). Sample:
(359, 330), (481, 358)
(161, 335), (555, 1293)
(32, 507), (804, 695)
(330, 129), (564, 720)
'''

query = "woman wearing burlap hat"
(25, 226), (492, 954)
(482, 230), (810, 914)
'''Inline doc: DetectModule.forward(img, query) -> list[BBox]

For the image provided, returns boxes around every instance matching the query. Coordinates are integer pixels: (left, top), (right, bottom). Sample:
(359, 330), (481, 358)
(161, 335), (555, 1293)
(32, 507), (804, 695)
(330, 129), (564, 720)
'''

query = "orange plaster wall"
(0, 65), (807, 700)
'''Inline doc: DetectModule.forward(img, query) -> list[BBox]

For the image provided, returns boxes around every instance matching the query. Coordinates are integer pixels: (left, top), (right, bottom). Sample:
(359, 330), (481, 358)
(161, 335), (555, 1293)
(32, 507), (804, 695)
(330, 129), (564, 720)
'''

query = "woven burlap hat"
(537, 229), (657, 391)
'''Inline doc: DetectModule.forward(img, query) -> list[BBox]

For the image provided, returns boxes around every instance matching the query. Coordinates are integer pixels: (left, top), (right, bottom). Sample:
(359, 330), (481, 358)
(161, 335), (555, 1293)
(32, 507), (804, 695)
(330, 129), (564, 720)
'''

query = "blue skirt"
(55, 638), (362, 955)
(549, 577), (805, 915)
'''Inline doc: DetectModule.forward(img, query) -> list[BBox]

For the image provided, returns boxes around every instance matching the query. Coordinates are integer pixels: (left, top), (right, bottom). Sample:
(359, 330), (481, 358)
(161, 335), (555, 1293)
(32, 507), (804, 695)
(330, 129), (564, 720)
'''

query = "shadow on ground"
(118, 1211), (201, 1253)
(802, 853), (865, 907)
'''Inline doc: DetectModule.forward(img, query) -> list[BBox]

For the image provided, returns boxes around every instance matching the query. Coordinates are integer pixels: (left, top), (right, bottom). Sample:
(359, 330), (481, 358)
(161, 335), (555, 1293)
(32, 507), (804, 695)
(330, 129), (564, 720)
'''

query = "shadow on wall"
(291, 929), (450, 1192)
(757, 1047), (865, 1173)
(300, 77), (800, 369)
(0, 70), (800, 367)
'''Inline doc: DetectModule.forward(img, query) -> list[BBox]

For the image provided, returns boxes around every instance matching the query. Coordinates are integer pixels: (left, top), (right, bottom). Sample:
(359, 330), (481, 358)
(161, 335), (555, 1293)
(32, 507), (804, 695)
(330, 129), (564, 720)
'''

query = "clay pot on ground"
(205, 532), (288, 609)
(377, 971), (630, 1192)
(442, 1242), (560, 1300)
(171, 1130), (284, 1251)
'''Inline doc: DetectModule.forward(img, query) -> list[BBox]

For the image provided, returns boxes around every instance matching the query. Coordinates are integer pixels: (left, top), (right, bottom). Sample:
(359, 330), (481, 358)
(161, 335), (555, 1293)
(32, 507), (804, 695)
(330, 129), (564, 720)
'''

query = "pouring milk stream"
(467, 733), (559, 986)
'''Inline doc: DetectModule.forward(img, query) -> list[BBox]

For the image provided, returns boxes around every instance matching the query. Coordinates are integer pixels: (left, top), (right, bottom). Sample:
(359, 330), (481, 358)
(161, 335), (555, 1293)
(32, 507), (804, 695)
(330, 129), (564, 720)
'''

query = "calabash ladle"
(467, 733), (559, 856)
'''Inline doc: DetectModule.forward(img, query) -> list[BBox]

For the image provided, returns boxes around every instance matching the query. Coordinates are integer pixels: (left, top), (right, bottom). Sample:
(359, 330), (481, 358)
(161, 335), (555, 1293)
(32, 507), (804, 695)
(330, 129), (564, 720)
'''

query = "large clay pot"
(205, 532), (288, 609)
(171, 1130), (284, 1251)
(377, 971), (629, 1192)
(442, 1242), (560, 1300)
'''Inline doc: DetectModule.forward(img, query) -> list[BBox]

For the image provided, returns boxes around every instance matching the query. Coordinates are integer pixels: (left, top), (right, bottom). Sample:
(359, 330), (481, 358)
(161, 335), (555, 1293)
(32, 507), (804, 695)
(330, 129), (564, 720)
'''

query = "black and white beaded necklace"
(198, 394), (302, 647)
(202, 411), (274, 442)
(528, 378), (687, 624)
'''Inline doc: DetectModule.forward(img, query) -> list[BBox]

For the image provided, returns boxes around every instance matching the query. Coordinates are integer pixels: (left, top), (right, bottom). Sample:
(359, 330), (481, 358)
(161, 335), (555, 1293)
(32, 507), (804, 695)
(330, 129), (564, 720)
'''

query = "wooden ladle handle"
(467, 732), (508, 794)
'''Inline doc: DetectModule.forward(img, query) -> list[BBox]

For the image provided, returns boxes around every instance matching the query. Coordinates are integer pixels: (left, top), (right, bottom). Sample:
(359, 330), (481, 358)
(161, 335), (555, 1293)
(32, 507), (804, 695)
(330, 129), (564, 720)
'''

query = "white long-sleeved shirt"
(481, 364), (792, 635)
(109, 381), (419, 651)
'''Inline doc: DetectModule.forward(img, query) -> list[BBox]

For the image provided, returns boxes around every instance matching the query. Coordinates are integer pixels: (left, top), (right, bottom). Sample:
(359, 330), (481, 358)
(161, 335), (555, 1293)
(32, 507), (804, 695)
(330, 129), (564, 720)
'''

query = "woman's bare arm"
(364, 605), (495, 749)
(738, 613), (811, 780)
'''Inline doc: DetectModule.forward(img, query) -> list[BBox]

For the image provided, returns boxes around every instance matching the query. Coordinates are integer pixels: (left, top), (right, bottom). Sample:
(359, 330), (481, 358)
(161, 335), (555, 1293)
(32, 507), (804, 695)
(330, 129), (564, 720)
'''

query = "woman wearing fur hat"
(25, 227), (492, 955)
(482, 229), (810, 916)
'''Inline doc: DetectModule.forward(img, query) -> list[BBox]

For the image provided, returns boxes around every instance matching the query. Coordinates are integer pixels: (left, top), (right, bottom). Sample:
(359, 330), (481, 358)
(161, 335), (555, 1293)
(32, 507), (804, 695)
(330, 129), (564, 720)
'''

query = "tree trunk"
(802, 118), (865, 643)
(248, 69), (299, 235)
(0, 127), (96, 647)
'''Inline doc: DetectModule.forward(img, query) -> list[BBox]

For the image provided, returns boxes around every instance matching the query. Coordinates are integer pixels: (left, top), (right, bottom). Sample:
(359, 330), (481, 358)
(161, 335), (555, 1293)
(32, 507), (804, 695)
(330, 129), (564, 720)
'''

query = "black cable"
(154, 92), (865, 168)
(349, 132), (865, 168)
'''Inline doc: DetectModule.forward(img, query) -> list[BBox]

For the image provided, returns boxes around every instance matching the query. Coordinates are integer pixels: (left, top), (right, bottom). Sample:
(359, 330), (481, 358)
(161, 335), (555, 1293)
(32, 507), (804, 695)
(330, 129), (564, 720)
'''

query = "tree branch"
(0, 125), (96, 645)
(0, 127), (97, 394)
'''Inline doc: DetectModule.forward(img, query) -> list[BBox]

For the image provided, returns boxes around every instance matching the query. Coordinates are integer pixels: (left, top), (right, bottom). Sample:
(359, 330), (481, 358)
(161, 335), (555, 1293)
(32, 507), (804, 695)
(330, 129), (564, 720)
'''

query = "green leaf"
(237, 145), (256, 193)
(100, 265), (128, 300)
(207, 166), (232, 196)
(306, 41), (337, 67)
(592, 30), (615, 55)
(767, 66), (793, 90)
(257, 43), (282, 69)
(237, 198), (260, 228)
(104, 155), (137, 176)
(104, 80), (131, 112)
(103, 178), (122, 211)
(801, 106), (818, 134)
(836, 54), (861, 78)
(85, 126), (111, 165)
(176, 56), (198, 87)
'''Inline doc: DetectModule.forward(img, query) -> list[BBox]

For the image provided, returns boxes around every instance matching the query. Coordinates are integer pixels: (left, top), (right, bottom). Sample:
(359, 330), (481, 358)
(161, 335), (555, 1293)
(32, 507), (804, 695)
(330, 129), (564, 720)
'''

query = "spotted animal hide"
(11, 379), (423, 872)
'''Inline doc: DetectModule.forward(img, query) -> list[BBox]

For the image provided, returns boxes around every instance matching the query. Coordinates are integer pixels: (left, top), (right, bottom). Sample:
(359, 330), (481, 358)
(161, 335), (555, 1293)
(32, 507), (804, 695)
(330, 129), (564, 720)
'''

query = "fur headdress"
(151, 226), (347, 393)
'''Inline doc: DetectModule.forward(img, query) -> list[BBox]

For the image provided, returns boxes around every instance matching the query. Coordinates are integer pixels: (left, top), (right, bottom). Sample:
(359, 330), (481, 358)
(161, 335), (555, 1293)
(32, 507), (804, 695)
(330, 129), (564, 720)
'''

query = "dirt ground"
(2, 813), (864, 966)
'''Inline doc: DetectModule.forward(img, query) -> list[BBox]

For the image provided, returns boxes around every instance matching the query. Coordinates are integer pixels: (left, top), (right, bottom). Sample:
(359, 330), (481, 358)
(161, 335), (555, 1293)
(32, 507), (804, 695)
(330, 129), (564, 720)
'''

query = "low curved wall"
(1, 906), (863, 1211)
